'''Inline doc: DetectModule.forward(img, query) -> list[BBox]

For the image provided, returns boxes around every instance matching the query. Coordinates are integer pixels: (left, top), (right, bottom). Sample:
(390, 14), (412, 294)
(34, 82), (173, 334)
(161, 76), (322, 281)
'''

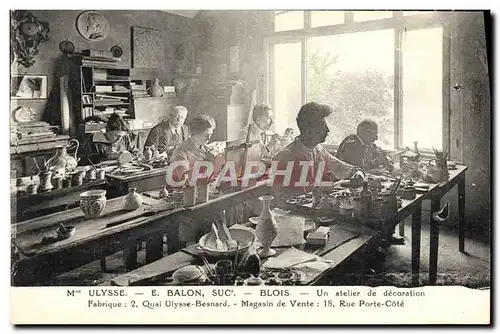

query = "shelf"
(95, 103), (130, 106)
(94, 79), (131, 82)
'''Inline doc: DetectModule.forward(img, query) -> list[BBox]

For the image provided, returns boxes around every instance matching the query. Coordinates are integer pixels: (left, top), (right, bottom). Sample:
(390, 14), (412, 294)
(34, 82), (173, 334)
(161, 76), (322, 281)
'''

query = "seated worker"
(272, 102), (366, 207)
(240, 105), (286, 162)
(144, 105), (189, 155)
(169, 115), (222, 245)
(336, 119), (394, 172)
(170, 114), (219, 177)
(336, 119), (403, 246)
(80, 113), (139, 164)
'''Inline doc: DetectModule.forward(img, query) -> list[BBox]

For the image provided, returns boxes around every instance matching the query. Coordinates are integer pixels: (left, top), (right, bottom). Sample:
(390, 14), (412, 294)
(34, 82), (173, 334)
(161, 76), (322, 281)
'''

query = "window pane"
(311, 10), (345, 27)
(307, 30), (395, 149)
(273, 42), (302, 134)
(402, 27), (443, 150)
(274, 11), (304, 32)
(353, 11), (393, 22)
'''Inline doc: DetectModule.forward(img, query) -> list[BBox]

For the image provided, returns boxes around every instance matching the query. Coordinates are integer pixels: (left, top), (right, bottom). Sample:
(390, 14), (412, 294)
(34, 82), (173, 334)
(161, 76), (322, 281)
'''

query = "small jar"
(52, 177), (63, 190)
(352, 197), (362, 217)
(197, 183), (209, 203)
(371, 197), (386, 222)
(63, 178), (72, 188)
(380, 191), (398, 216)
(184, 185), (197, 206)
(86, 168), (97, 181)
(97, 169), (106, 180)
(26, 184), (38, 195)
(172, 190), (184, 206)
(402, 186), (416, 200)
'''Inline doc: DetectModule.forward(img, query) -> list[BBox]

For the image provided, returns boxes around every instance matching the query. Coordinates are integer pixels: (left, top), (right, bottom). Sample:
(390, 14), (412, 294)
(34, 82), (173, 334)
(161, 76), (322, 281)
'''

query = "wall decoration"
(10, 75), (48, 99)
(59, 40), (75, 54)
(132, 26), (165, 69)
(13, 106), (37, 123)
(10, 11), (50, 68)
(76, 11), (109, 41)
(110, 45), (123, 58)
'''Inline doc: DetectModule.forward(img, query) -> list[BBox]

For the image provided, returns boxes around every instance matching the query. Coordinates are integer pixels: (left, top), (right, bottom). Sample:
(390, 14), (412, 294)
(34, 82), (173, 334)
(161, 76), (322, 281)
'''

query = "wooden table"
(400, 165), (468, 285)
(108, 224), (379, 287)
(107, 188), (427, 286)
(12, 179), (108, 222)
(11, 180), (271, 286)
(11, 194), (181, 286)
(106, 167), (169, 197)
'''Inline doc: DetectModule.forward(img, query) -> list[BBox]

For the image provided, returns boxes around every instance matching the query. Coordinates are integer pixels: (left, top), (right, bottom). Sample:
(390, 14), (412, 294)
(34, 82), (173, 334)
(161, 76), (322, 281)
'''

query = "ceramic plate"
(14, 106), (37, 123)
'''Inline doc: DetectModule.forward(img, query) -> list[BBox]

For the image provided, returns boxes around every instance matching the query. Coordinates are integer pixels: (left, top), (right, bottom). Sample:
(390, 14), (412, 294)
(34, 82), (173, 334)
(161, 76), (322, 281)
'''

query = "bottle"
(150, 78), (164, 97)
(244, 246), (261, 277)
(360, 181), (372, 218)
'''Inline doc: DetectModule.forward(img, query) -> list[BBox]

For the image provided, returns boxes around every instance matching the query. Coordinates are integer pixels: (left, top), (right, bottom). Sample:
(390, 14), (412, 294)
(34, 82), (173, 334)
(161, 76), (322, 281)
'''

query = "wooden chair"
(429, 201), (450, 285)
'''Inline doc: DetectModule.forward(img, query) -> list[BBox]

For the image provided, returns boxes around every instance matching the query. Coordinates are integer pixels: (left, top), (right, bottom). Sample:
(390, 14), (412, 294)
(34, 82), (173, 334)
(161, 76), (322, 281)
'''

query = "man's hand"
(268, 134), (281, 148)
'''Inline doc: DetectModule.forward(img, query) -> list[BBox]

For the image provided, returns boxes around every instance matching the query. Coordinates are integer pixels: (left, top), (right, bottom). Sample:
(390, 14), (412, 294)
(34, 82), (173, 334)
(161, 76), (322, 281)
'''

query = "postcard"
(8, 6), (491, 325)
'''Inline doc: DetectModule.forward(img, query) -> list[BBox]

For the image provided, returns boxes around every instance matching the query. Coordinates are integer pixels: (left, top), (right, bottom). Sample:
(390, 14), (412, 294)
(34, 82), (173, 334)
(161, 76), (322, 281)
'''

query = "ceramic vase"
(80, 190), (107, 219)
(123, 188), (143, 211)
(255, 195), (278, 258)
(151, 78), (164, 97)
(159, 185), (169, 199)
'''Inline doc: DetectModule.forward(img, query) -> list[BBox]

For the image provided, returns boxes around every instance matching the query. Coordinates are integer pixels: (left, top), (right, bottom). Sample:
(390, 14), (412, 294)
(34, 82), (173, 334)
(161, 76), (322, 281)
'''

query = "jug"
(150, 78), (164, 97)
(45, 139), (80, 178)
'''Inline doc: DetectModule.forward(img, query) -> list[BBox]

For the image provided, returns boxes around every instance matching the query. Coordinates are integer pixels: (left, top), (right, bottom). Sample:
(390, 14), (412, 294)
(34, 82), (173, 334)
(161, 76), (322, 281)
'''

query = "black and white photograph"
(10, 75), (47, 99)
(7, 6), (492, 325)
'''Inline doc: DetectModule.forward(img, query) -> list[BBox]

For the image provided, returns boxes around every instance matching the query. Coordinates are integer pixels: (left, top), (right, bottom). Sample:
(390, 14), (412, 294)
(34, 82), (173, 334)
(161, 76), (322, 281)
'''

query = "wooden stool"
(429, 201), (450, 285)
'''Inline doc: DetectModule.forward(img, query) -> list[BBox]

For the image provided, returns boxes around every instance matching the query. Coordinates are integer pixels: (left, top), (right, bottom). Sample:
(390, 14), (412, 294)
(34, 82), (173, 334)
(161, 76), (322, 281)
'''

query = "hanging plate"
(14, 106), (37, 123)
(110, 45), (123, 58)
(59, 40), (75, 54)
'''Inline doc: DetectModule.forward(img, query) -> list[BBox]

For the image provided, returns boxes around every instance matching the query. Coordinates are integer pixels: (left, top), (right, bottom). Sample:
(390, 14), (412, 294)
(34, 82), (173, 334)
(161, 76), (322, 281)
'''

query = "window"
(274, 11), (304, 32)
(311, 11), (345, 27)
(353, 11), (393, 22)
(272, 42), (302, 134)
(402, 27), (443, 150)
(267, 11), (448, 152)
(307, 30), (395, 149)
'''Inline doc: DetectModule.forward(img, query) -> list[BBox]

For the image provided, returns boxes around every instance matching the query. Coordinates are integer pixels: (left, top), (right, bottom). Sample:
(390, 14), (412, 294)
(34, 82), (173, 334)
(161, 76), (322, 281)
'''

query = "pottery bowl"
(199, 227), (256, 259)
(80, 189), (107, 219)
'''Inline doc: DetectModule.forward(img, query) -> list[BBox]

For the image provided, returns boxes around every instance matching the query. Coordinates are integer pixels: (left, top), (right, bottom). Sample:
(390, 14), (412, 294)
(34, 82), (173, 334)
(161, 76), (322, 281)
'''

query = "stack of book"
(11, 121), (58, 146)
(81, 56), (119, 68)
(131, 81), (148, 98)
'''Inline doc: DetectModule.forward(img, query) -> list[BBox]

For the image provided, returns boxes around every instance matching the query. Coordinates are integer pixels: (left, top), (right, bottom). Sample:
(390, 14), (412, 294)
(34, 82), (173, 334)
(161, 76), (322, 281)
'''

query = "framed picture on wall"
(10, 75), (47, 99)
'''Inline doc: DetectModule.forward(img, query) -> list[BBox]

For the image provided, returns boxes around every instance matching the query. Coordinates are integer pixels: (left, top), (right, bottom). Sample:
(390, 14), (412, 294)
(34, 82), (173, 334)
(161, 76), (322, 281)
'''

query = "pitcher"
(150, 78), (164, 97)
(45, 139), (80, 178)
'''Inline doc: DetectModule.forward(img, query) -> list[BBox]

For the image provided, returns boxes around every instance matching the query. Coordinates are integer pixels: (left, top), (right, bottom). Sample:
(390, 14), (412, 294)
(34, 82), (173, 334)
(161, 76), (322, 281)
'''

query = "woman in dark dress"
(81, 113), (139, 164)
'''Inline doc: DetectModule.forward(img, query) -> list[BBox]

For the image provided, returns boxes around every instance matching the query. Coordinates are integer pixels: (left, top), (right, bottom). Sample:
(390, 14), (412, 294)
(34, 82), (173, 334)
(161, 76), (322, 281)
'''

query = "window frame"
(266, 10), (453, 154)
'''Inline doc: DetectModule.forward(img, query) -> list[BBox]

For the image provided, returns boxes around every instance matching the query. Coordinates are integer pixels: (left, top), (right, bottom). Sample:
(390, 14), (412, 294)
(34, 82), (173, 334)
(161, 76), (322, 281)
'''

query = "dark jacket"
(144, 120), (189, 152)
(336, 134), (391, 171)
(81, 131), (138, 164)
